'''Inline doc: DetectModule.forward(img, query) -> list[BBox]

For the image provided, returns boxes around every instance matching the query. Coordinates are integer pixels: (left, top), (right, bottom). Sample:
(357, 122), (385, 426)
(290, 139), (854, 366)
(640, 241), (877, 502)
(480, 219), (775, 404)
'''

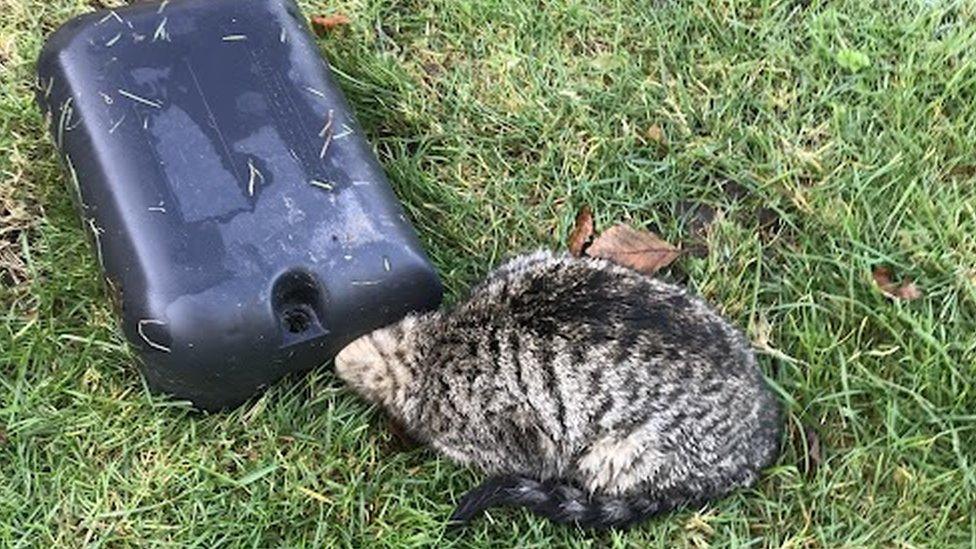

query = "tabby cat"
(335, 250), (782, 529)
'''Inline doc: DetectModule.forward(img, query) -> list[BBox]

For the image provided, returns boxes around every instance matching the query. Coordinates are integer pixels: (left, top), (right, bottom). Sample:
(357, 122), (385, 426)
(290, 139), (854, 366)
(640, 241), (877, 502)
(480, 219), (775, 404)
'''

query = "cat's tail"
(448, 475), (709, 530)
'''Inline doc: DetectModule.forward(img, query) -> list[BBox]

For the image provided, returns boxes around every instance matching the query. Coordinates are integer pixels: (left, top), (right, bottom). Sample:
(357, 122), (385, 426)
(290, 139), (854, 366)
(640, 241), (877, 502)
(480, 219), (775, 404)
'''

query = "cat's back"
(457, 250), (751, 370)
(444, 250), (772, 433)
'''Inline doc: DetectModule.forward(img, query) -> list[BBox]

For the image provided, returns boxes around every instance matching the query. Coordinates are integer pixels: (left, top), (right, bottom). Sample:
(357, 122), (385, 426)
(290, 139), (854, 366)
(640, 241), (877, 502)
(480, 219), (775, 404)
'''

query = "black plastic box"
(36, 0), (442, 410)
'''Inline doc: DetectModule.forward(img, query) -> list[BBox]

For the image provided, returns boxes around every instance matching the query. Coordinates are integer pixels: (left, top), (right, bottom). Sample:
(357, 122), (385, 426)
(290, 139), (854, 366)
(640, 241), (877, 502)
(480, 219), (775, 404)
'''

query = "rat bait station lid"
(36, 0), (443, 410)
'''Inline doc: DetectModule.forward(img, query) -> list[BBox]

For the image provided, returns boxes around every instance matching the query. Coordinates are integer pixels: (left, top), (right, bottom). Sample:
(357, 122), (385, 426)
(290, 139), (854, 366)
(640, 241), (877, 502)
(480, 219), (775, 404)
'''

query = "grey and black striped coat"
(335, 250), (782, 529)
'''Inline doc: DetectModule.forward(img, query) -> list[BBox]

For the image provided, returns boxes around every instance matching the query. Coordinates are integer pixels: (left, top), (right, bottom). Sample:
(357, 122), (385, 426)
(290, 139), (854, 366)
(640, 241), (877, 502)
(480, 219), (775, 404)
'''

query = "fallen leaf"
(645, 124), (666, 145)
(872, 266), (894, 287)
(800, 423), (822, 477)
(585, 224), (680, 275)
(567, 205), (595, 257)
(872, 266), (923, 301)
(310, 13), (351, 36)
(895, 281), (922, 301)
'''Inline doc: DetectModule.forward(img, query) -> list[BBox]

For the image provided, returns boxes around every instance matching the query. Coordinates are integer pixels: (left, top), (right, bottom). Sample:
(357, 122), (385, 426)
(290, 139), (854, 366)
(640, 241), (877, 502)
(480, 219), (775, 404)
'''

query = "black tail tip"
(446, 503), (479, 528)
(444, 516), (470, 532)
(447, 476), (527, 528)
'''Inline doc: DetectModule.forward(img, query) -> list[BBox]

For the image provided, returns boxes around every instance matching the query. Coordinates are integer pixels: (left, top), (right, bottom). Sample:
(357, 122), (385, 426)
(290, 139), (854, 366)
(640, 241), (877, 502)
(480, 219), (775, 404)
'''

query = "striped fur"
(334, 250), (782, 529)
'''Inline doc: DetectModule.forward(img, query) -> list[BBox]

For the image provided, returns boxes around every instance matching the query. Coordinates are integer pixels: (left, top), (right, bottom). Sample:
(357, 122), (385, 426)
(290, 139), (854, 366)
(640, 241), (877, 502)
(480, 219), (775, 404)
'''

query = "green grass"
(2, 0), (975, 545)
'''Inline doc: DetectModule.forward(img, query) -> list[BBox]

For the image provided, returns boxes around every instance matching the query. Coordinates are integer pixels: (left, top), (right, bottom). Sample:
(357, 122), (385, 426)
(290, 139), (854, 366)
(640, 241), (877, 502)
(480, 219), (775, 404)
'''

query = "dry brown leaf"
(585, 224), (680, 275)
(895, 281), (922, 301)
(872, 266), (923, 301)
(646, 124), (666, 145)
(310, 14), (351, 36)
(567, 205), (595, 257)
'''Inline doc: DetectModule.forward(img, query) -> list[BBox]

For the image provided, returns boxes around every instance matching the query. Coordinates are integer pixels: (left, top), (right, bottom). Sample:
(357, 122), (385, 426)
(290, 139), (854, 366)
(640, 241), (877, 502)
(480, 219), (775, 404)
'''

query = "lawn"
(2, 0), (975, 545)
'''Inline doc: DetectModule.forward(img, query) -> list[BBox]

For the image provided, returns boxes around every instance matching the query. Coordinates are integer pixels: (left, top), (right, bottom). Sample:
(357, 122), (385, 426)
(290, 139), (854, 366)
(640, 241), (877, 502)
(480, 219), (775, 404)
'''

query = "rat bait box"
(36, 0), (442, 410)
